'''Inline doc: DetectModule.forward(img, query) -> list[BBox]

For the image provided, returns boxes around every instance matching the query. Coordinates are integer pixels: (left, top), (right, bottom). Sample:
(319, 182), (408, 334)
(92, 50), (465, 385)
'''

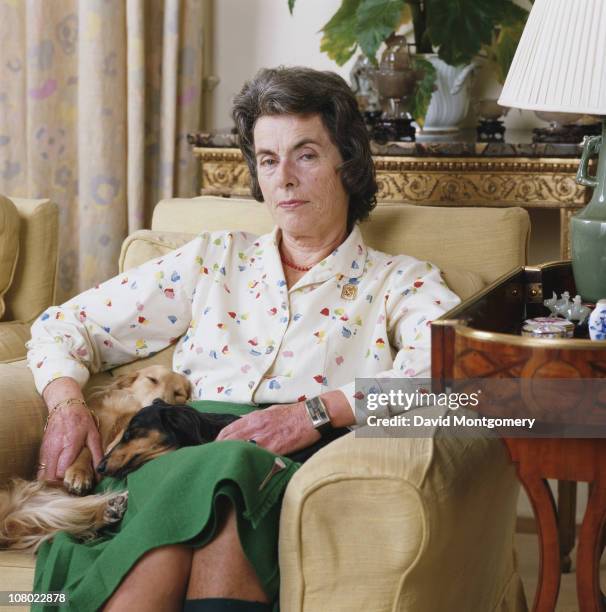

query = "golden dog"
(64, 364), (191, 494)
(0, 365), (190, 551)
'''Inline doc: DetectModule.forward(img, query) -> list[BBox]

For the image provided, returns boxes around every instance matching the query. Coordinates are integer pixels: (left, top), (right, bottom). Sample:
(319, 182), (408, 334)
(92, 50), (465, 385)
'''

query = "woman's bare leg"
(103, 545), (192, 612)
(186, 500), (269, 602)
(103, 499), (267, 609)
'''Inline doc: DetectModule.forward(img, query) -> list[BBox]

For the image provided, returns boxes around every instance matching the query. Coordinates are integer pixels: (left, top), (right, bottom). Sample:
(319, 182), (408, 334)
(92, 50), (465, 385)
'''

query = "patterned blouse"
(27, 225), (460, 424)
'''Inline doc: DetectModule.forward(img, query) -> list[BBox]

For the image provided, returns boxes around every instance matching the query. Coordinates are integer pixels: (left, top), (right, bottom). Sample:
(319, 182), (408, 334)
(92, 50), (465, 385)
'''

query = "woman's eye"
(300, 152), (316, 161)
(260, 158), (276, 167)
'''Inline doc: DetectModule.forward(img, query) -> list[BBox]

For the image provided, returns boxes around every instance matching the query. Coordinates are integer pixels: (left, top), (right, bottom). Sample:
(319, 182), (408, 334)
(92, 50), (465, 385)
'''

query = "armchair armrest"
(279, 429), (526, 612)
(0, 360), (46, 483)
(0, 322), (34, 364)
(0, 197), (59, 364)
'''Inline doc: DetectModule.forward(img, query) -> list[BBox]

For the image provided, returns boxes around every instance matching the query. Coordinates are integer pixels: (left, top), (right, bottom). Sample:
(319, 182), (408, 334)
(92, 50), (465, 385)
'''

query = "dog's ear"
(159, 408), (207, 447)
(112, 371), (139, 389)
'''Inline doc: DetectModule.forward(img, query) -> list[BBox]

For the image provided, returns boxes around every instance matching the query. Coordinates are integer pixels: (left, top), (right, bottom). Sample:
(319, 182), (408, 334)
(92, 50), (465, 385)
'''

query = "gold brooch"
(341, 284), (357, 300)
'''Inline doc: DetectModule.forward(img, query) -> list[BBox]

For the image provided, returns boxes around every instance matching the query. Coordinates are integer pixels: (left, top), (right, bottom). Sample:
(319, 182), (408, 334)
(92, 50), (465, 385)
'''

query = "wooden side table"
(506, 438), (606, 611)
(431, 261), (606, 612)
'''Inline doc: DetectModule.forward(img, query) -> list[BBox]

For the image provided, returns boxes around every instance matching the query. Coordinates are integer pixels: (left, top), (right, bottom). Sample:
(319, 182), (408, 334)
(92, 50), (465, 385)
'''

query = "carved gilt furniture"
(189, 133), (588, 260)
(431, 261), (606, 612)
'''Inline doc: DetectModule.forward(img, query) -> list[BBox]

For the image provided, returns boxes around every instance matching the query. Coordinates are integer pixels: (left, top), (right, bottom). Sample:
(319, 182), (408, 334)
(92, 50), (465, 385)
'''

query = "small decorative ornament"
(341, 284), (357, 300)
(543, 291), (591, 324)
(524, 317), (575, 338)
(475, 99), (508, 142)
(589, 299), (606, 340)
(554, 291), (571, 317)
(523, 317), (575, 338)
(569, 295), (592, 324)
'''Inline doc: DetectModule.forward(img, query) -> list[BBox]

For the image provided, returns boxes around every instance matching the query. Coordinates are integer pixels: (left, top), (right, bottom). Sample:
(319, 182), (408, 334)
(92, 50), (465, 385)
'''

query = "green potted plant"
(288, 0), (530, 129)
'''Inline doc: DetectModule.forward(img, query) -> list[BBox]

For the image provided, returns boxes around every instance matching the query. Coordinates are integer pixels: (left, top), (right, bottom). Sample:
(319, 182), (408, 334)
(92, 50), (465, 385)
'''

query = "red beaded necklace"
(280, 253), (313, 272)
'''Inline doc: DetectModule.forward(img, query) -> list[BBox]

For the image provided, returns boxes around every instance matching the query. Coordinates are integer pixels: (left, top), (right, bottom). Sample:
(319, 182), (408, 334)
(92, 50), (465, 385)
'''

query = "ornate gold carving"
(372, 157), (582, 175)
(193, 147), (587, 258)
(201, 161), (250, 197)
(375, 168), (585, 206)
(193, 148), (243, 162)
(194, 148), (251, 197)
(194, 147), (585, 206)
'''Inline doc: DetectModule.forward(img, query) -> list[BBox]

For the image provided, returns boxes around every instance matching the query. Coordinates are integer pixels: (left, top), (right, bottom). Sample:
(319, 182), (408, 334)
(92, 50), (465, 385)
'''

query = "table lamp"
(498, 0), (606, 302)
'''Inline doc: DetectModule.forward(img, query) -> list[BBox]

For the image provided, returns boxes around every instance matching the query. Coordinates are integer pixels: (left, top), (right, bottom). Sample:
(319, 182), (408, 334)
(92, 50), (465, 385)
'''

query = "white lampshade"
(498, 0), (606, 115)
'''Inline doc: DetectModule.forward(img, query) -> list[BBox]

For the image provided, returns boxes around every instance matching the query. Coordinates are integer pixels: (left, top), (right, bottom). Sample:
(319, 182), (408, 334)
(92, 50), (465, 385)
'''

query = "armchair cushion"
(0, 195), (21, 320)
(1, 551), (36, 589)
(362, 203), (529, 285)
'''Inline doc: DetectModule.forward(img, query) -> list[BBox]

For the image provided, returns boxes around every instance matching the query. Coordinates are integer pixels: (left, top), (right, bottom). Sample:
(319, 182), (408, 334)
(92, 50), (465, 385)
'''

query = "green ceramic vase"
(571, 119), (606, 302)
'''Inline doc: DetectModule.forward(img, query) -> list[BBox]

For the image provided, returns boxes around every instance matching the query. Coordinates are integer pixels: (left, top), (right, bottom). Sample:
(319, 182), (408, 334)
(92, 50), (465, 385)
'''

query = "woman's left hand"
(216, 402), (320, 455)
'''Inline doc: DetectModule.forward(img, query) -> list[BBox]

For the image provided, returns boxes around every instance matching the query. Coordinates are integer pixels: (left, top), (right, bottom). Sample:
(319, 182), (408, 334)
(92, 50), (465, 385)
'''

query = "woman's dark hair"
(232, 66), (377, 230)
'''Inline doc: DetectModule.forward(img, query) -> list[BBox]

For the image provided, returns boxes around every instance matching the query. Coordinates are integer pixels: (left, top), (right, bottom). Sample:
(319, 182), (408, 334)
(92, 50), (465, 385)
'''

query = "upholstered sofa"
(0, 195), (58, 364)
(0, 196), (530, 611)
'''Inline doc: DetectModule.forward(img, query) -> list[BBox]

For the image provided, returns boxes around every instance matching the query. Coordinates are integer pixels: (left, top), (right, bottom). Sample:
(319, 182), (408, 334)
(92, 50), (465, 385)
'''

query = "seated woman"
(28, 66), (460, 612)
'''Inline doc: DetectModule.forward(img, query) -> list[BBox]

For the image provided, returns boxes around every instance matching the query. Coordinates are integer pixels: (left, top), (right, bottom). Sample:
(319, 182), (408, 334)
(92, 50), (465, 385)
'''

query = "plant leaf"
(354, 0), (408, 61)
(491, 21), (525, 83)
(409, 57), (437, 125)
(497, 1), (529, 27)
(483, 1), (529, 82)
(427, 0), (502, 66)
(288, 0), (297, 15)
(320, 0), (362, 66)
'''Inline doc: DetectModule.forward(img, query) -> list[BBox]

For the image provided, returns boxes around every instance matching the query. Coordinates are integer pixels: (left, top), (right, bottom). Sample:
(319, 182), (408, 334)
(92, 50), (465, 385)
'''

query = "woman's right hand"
(38, 403), (103, 482)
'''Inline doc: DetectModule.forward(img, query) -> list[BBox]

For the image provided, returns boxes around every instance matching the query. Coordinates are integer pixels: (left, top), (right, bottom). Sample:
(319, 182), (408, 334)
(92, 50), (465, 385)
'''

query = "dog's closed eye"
(147, 376), (158, 385)
(121, 428), (146, 442)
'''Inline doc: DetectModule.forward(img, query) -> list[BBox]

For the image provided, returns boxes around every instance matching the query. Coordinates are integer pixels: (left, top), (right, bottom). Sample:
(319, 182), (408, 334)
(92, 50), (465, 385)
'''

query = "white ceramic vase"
(589, 299), (606, 340)
(422, 56), (476, 133)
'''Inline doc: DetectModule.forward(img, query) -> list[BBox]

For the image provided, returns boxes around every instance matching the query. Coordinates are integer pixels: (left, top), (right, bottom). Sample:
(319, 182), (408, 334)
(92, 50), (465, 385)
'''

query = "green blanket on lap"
(32, 401), (299, 612)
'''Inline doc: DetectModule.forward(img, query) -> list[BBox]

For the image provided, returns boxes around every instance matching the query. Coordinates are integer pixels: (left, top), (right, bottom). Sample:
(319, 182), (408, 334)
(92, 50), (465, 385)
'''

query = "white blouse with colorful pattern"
(27, 225), (460, 424)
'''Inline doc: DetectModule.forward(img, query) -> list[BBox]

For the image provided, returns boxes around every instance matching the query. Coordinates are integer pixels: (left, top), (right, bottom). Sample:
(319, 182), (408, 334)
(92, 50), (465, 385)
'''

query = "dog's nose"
(97, 458), (108, 474)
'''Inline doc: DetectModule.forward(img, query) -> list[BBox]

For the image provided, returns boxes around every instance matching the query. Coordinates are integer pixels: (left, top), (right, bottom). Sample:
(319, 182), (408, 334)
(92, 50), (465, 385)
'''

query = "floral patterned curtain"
(0, 0), (205, 301)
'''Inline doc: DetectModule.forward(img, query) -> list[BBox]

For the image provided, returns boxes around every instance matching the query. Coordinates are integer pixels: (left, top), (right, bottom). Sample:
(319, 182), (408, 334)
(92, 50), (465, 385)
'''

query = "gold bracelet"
(44, 398), (99, 431)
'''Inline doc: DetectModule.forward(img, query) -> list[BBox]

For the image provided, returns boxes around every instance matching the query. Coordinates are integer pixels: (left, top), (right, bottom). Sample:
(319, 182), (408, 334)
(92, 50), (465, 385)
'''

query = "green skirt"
(32, 401), (300, 612)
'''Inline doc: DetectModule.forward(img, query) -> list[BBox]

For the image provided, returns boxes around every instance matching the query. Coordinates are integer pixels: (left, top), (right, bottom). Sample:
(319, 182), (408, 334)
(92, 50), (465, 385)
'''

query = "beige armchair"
(0, 196), (530, 611)
(0, 195), (59, 364)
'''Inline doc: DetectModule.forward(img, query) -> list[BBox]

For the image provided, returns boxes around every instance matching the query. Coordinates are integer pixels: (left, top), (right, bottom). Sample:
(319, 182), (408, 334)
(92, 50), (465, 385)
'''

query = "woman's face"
(253, 114), (349, 239)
